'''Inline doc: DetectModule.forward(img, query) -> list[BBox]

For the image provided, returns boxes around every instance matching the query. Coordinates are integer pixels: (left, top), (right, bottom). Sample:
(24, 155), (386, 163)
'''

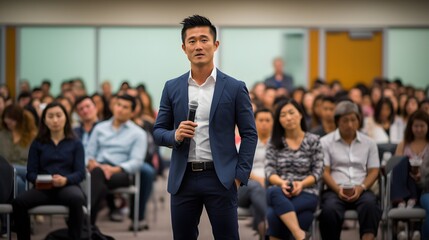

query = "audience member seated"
(85, 94), (148, 230)
(319, 101), (381, 240)
(73, 96), (100, 149)
(419, 99), (429, 115)
(237, 108), (273, 239)
(363, 97), (404, 144)
(307, 94), (323, 130)
(107, 95), (156, 231)
(262, 86), (277, 112)
(265, 99), (323, 240)
(402, 96), (419, 123)
(419, 154), (429, 240)
(137, 88), (158, 124)
(392, 110), (429, 239)
(12, 102), (86, 240)
(311, 96), (336, 137)
(91, 93), (112, 121)
(250, 82), (267, 104)
(0, 104), (37, 194)
(301, 92), (315, 127)
(0, 85), (12, 106)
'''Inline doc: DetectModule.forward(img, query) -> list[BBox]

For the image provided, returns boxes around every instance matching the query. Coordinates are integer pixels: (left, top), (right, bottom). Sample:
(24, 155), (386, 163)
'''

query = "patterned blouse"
(265, 132), (324, 196)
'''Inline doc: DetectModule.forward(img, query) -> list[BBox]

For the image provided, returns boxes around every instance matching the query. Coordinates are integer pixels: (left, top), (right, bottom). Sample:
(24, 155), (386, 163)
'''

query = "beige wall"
(1, 0), (429, 27)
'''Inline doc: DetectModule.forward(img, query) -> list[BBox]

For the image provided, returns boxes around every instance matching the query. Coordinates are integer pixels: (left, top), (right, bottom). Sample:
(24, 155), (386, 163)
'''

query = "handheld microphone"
(188, 100), (198, 122)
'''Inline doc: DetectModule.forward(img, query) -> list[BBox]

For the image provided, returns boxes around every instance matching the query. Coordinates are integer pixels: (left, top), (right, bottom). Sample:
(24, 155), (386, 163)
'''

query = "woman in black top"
(12, 102), (85, 240)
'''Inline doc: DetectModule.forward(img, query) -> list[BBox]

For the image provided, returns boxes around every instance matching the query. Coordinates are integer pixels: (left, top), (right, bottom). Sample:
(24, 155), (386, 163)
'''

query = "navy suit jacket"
(153, 69), (257, 195)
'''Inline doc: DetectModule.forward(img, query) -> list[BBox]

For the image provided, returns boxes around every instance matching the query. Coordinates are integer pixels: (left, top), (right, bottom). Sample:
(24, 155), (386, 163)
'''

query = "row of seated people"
(0, 95), (158, 240)
(237, 99), (429, 240)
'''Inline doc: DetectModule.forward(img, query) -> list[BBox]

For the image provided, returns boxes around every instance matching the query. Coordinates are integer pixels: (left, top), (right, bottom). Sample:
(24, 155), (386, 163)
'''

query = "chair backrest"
(377, 143), (397, 163)
(0, 156), (14, 203)
(385, 156), (408, 175)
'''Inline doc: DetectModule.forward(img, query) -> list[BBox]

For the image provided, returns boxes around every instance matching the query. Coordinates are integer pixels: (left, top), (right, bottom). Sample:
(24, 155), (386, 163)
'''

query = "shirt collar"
(334, 128), (362, 142)
(108, 118), (132, 129)
(187, 67), (217, 85)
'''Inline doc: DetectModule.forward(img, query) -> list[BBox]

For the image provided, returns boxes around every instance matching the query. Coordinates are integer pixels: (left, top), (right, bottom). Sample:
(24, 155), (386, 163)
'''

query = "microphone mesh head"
(189, 100), (198, 110)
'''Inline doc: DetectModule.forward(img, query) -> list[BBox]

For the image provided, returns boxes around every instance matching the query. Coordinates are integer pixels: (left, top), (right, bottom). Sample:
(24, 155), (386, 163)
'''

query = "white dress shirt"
(187, 68), (217, 162)
(320, 129), (379, 185)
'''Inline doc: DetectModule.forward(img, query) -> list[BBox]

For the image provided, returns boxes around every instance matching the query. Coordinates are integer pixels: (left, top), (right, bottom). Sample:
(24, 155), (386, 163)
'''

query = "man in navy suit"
(153, 15), (257, 240)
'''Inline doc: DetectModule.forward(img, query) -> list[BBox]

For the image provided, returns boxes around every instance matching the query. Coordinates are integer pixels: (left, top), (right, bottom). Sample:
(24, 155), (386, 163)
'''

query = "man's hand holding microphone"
(175, 100), (198, 142)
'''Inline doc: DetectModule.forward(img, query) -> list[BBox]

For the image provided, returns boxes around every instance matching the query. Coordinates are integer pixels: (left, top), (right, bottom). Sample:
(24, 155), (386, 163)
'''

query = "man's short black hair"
(41, 79), (51, 87)
(17, 91), (32, 101)
(117, 94), (136, 111)
(322, 96), (336, 104)
(254, 108), (273, 119)
(74, 95), (95, 109)
(181, 15), (217, 44)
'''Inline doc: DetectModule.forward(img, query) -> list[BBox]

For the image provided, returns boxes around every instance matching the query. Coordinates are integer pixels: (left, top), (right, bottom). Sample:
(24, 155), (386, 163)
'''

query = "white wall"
(387, 28), (429, 89)
(1, 0), (429, 27)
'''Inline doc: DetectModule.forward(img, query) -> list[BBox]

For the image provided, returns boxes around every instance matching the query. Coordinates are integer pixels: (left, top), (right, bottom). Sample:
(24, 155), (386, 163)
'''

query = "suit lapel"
(180, 72), (190, 116)
(210, 69), (226, 122)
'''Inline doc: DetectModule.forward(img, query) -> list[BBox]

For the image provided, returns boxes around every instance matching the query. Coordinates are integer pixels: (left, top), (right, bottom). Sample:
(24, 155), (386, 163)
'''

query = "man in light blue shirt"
(86, 94), (147, 226)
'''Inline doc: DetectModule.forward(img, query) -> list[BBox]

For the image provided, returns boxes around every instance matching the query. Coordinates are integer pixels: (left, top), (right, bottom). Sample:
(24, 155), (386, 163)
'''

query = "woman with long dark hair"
(12, 102), (85, 240)
(392, 110), (429, 239)
(265, 99), (323, 240)
(363, 97), (405, 144)
(0, 104), (37, 194)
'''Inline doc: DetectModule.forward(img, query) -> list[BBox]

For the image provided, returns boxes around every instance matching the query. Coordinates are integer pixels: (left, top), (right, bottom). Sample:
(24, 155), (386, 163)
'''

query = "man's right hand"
(175, 120), (198, 142)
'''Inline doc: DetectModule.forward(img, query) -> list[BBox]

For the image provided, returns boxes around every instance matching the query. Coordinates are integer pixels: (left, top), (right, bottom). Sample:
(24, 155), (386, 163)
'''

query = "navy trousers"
(170, 168), (239, 240)
(319, 190), (382, 240)
(12, 185), (85, 240)
(391, 157), (421, 205)
(266, 186), (318, 239)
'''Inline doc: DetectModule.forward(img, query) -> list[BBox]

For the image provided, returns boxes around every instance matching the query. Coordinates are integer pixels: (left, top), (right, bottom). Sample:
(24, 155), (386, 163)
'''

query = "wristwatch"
(360, 183), (367, 191)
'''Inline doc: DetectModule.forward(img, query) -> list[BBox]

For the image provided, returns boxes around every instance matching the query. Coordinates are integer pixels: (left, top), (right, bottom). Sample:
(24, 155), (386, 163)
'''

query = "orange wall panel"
(326, 31), (382, 90)
(6, 26), (16, 98)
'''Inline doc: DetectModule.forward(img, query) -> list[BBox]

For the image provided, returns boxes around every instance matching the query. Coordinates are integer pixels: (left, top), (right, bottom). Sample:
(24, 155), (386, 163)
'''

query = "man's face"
(102, 83), (111, 94)
(18, 97), (31, 108)
(182, 26), (219, 68)
(76, 98), (97, 122)
(113, 98), (133, 123)
(41, 83), (50, 93)
(263, 89), (276, 108)
(321, 101), (335, 122)
(273, 59), (284, 74)
(338, 113), (360, 138)
(32, 90), (43, 100)
(348, 88), (362, 105)
(255, 112), (273, 137)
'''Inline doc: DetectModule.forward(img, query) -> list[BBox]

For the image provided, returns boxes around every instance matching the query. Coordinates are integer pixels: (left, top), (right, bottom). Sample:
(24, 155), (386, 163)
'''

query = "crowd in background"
(0, 77), (163, 239)
(1, 59), (429, 239)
